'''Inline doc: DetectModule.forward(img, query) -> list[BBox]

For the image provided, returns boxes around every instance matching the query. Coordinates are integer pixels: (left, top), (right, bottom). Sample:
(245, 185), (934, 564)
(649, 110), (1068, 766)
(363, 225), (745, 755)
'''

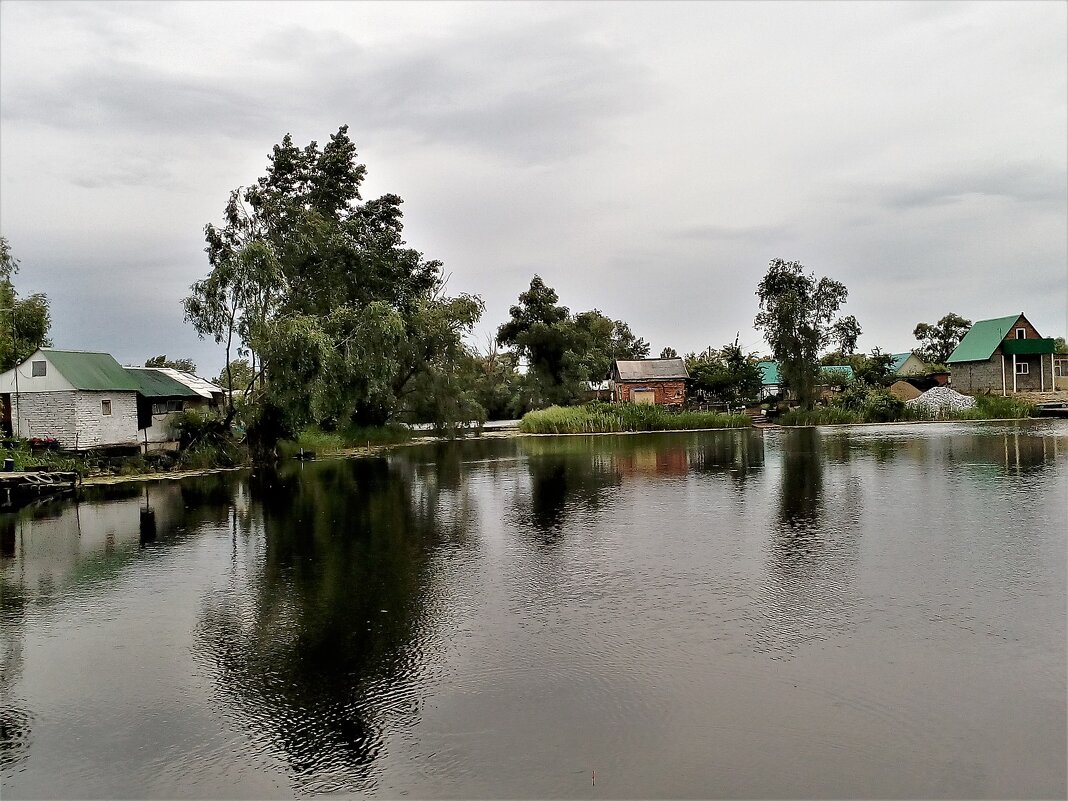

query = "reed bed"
(519, 403), (751, 434)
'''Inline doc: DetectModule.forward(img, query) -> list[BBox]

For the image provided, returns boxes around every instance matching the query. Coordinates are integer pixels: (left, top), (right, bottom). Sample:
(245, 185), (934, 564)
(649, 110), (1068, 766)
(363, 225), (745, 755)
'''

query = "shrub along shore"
(777, 391), (1036, 426)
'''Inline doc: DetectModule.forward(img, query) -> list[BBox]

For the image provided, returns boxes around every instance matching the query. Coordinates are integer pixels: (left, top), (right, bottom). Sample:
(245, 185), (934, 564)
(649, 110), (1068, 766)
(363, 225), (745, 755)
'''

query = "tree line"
(3, 124), (1063, 456)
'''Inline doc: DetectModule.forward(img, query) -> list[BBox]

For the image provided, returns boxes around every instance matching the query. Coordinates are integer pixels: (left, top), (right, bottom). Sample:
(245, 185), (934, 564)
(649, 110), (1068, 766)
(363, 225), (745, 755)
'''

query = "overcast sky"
(1, 0), (1065, 376)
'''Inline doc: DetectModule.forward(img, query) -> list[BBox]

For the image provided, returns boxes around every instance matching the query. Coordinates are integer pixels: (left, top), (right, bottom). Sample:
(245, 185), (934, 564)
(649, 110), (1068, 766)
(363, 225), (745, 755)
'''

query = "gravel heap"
(905, 386), (977, 414)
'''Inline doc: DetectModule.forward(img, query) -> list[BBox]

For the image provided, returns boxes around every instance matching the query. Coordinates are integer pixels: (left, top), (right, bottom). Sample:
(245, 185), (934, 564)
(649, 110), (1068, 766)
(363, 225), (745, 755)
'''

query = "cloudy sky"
(1, 0), (1065, 376)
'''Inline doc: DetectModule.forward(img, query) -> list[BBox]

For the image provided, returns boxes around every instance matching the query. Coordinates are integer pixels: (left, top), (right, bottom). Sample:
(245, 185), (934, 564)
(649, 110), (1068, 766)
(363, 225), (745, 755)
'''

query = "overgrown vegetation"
(778, 384), (1037, 426)
(519, 402), (750, 434)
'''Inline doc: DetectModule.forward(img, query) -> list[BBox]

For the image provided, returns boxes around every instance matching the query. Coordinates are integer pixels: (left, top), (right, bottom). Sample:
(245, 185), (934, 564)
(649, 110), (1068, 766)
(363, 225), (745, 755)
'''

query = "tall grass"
(520, 403), (750, 434)
(949, 393), (1036, 420)
(279, 423), (413, 457)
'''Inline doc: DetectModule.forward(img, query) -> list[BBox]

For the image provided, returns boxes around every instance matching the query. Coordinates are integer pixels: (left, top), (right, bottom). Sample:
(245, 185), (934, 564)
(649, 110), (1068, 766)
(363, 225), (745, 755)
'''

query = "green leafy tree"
(496, 276), (649, 408)
(660, 347), (678, 359)
(1053, 336), (1067, 354)
(0, 236), (52, 369)
(913, 313), (972, 365)
(215, 359), (254, 391)
(496, 276), (584, 407)
(831, 314), (862, 355)
(145, 355), (197, 372)
(686, 338), (763, 406)
(185, 127), (482, 450)
(754, 259), (851, 410)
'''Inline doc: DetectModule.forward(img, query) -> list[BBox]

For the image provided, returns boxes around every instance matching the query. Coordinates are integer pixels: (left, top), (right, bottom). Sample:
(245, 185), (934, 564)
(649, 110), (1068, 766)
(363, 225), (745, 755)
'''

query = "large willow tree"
(184, 127), (483, 448)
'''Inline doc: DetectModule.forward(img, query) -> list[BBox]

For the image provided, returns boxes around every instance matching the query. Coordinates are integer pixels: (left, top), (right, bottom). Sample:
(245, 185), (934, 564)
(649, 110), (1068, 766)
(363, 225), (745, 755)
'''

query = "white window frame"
(31, 361), (46, 376)
(101, 399), (112, 416)
(1015, 328), (1026, 339)
(1015, 362), (1029, 375)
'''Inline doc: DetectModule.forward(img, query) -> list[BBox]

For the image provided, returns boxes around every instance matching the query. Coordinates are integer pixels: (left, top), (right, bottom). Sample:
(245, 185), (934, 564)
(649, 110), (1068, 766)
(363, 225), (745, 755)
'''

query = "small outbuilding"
(125, 368), (215, 450)
(889, 352), (926, 376)
(758, 361), (780, 400)
(611, 358), (688, 406)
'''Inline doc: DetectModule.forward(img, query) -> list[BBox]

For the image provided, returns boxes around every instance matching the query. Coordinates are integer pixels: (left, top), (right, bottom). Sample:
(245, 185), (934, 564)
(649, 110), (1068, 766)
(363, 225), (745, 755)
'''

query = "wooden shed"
(610, 358), (688, 406)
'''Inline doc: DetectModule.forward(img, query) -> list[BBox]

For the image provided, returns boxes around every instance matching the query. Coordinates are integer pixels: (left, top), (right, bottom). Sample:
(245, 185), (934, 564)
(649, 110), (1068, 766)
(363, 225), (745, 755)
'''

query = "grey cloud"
(670, 223), (795, 242)
(873, 162), (1068, 210)
(69, 159), (178, 190)
(4, 17), (655, 165)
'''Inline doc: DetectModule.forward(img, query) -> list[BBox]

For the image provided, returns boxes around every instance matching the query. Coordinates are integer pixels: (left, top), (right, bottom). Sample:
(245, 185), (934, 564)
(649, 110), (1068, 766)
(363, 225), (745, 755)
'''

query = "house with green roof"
(947, 314), (1059, 394)
(889, 352), (926, 376)
(0, 349), (142, 449)
(757, 361), (780, 399)
(0, 349), (223, 450)
(757, 361), (856, 400)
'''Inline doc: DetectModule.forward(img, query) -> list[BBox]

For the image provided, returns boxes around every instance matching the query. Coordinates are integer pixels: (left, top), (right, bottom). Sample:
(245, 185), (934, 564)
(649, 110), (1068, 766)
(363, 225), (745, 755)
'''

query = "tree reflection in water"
(193, 457), (465, 794)
(755, 428), (863, 657)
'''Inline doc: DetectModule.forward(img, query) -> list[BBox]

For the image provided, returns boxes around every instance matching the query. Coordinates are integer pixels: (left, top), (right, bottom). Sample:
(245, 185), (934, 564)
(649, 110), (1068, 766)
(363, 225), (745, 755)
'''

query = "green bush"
(861, 389), (906, 422)
(519, 402), (750, 434)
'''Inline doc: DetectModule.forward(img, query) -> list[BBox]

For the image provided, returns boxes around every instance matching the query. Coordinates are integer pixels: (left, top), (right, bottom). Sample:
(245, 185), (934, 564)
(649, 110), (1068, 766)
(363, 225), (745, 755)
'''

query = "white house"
(0, 349), (141, 449)
(0, 351), (225, 451)
(889, 352), (927, 376)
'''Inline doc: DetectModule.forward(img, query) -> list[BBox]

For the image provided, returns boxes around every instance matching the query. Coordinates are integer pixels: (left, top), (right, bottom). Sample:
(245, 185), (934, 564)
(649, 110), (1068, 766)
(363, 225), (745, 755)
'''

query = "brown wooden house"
(610, 358), (688, 406)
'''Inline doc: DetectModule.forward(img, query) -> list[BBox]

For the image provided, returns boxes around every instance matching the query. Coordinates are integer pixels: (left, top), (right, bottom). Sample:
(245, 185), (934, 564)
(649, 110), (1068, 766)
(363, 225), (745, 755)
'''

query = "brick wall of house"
(953, 354), (1057, 393)
(615, 380), (686, 406)
(13, 391), (79, 447)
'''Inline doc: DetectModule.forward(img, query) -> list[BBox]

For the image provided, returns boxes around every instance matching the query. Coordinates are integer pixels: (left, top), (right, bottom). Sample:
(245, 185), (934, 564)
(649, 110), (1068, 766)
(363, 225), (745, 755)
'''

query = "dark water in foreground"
(1, 422), (1065, 799)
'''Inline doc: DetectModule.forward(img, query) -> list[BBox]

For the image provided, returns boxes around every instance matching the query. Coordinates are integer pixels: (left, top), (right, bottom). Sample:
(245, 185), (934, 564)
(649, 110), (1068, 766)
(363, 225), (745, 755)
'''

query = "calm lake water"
(2, 422), (1066, 799)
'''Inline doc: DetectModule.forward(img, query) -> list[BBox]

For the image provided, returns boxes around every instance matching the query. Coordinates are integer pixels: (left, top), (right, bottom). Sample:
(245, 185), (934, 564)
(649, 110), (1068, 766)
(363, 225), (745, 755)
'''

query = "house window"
(101, 399), (112, 416)
(166, 400), (184, 412)
(1015, 362), (1029, 375)
(31, 361), (46, 376)
(151, 402), (167, 415)
(1015, 328), (1026, 339)
(1056, 359), (1068, 377)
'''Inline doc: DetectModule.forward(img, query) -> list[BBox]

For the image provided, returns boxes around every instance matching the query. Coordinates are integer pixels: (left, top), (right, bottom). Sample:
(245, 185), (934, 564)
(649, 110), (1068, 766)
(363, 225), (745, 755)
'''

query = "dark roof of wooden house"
(612, 358), (689, 381)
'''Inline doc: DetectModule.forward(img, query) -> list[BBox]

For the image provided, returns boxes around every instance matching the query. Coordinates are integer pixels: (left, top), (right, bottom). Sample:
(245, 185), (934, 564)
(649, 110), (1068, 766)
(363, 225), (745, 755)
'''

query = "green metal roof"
(758, 360), (780, 385)
(124, 368), (201, 398)
(43, 350), (140, 391)
(946, 314), (1023, 363)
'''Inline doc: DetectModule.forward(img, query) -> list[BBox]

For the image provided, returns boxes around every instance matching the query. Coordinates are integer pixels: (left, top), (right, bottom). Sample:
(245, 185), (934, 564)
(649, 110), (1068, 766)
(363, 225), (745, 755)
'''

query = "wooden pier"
(0, 471), (79, 508)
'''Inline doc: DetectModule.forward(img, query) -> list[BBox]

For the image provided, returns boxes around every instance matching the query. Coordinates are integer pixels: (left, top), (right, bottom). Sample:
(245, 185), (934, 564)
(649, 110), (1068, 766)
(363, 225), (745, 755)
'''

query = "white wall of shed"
(0, 350), (76, 393)
(73, 391), (139, 448)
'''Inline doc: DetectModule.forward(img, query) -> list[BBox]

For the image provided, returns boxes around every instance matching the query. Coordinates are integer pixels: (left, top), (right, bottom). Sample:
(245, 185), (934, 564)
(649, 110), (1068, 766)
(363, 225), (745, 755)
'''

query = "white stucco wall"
(73, 391), (139, 449)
